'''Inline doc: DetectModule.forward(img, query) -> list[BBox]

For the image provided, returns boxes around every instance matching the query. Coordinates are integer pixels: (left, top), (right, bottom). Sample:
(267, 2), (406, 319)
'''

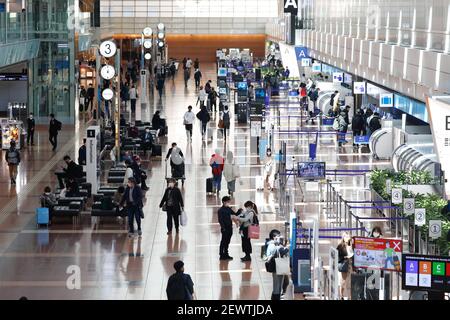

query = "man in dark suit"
(78, 138), (87, 165)
(218, 196), (236, 260)
(86, 83), (95, 110)
(120, 177), (143, 237)
(26, 113), (35, 146)
(49, 113), (61, 151)
(57, 155), (81, 189)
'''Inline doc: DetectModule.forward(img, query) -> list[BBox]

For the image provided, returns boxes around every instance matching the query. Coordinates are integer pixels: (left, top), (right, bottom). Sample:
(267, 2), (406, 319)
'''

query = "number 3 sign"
(99, 41), (117, 58)
(403, 198), (415, 215)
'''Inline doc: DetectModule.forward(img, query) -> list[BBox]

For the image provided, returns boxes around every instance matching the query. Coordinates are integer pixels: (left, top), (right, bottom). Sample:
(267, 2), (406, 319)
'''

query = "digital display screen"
(402, 254), (450, 292)
(297, 162), (326, 180)
(0, 74), (28, 81)
(218, 68), (227, 77)
(219, 87), (227, 95)
(237, 66), (244, 72)
(255, 88), (265, 98)
(237, 82), (248, 91)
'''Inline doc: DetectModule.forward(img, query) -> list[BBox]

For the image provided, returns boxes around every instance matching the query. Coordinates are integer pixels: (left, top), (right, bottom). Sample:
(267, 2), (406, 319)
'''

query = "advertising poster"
(353, 81), (366, 94)
(353, 237), (402, 272)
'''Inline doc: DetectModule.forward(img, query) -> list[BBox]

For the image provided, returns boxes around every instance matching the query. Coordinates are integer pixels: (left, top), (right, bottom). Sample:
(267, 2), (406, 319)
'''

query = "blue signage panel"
(295, 46), (309, 61)
(354, 135), (370, 144)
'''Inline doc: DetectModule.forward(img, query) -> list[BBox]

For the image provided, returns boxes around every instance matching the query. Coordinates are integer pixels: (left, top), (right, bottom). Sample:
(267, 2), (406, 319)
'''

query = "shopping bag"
(275, 256), (290, 275)
(248, 224), (260, 239)
(180, 210), (188, 226)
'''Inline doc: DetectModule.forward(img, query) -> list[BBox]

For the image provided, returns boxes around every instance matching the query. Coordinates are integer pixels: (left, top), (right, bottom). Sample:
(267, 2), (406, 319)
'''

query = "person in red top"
(209, 149), (225, 196)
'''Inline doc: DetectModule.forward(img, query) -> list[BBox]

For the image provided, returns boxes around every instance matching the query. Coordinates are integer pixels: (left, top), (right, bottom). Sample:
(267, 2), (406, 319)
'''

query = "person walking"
(337, 111), (349, 147)
(209, 149), (225, 196)
(194, 58), (200, 70)
(49, 113), (61, 151)
(26, 113), (35, 146)
(120, 177), (144, 238)
(78, 138), (87, 166)
(86, 83), (95, 111)
(194, 69), (202, 90)
(141, 127), (154, 156)
(197, 86), (207, 108)
(156, 76), (165, 99)
(337, 232), (353, 299)
(263, 148), (275, 191)
(165, 142), (185, 179)
(5, 140), (20, 185)
(159, 178), (184, 235)
(208, 87), (218, 113)
(266, 229), (289, 300)
(166, 260), (195, 300)
(129, 85), (138, 113)
(234, 201), (258, 262)
(222, 151), (240, 197)
(196, 105), (211, 139)
(351, 109), (365, 147)
(219, 105), (231, 141)
(218, 196), (236, 260)
(186, 57), (193, 71)
(184, 68), (190, 88)
(368, 112), (382, 136)
(183, 106), (196, 143)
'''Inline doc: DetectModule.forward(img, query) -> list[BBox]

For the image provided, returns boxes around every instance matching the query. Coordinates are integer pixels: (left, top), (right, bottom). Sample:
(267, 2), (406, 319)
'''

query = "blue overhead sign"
(295, 46), (309, 61)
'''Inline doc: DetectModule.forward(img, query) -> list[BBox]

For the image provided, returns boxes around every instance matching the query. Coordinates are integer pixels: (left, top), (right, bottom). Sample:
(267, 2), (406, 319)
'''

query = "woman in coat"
(222, 151), (240, 197)
(337, 232), (353, 299)
(266, 229), (290, 300)
(233, 201), (258, 262)
(159, 178), (184, 235)
(196, 105), (211, 139)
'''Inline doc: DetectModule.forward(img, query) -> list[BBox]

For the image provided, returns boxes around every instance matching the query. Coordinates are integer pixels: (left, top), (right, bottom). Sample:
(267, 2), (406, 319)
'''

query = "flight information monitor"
(402, 254), (450, 292)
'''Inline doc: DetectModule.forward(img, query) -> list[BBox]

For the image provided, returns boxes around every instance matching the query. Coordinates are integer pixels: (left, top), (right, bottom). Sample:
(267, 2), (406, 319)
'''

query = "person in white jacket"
(263, 148), (275, 191)
(183, 105), (196, 142)
(197, 86), (207, 108)
(222, 151), (240, 197)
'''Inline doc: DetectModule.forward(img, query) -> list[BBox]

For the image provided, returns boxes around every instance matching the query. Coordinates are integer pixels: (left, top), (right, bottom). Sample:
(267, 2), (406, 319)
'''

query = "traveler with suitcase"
(209, 149), (225, 196)
(159, 178), (184, 235)
(39, 186), (57, 224)
(196, 105), (211, 140)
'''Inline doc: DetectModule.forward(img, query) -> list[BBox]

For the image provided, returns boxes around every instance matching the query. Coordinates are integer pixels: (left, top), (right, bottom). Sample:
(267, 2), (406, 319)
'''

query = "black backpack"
(56, 120), (62, 131)
(166, 273), (188, 300)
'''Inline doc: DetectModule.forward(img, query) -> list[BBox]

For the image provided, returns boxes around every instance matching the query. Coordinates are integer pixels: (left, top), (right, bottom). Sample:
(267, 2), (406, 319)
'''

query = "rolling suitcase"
(255, 175), (264, 191)
(206, 178), (214, 193)
(152, 144), (162, 156)
(36, 207), (50, 227)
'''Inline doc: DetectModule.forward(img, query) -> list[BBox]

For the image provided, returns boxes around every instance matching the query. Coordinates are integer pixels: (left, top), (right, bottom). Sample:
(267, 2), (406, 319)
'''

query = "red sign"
(353, 237), (403, 272)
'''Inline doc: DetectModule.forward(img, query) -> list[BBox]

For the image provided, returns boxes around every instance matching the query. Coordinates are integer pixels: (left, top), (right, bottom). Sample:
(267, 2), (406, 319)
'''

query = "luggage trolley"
(165, 160), (185, 187)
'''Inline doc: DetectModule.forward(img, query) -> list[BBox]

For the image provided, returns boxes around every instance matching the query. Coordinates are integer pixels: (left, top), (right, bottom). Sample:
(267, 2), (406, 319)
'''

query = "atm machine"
(86, 125), (101, 195)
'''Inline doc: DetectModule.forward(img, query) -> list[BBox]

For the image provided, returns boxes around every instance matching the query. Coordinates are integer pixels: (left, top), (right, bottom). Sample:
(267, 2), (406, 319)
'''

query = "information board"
(402, 254), (450, 292)
(353, 237), (402, 272)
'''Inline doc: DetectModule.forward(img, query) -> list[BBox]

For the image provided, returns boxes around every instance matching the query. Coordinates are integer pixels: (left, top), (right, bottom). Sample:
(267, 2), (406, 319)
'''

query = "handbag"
(180, 210), (188, 226)
(218, 119), (224, 129)
(265, 255), (276, 273)
(275, 255), (290, 275)
(248, 224), (260, 239)
(338, 259), (349, 273)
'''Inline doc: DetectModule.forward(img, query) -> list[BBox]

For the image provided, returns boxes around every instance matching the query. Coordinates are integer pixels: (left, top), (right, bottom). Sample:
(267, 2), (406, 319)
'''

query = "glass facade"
(26, 0), (76, 124)
(312, 0), (450, 53)
(100, 0), (278, 34)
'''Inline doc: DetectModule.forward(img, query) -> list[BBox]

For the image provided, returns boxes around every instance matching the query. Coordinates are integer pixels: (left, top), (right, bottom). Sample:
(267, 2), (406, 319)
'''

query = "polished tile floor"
(0, 64), (391, 300)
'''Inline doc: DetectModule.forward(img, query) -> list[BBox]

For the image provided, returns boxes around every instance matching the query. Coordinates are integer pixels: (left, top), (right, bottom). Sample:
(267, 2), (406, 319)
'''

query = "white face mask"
(169, 183), (175, 188)
(373, 232), (380, 238)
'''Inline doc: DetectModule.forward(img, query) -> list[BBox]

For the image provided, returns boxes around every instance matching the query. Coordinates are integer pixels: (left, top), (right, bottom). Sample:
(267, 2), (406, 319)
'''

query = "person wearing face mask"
(266, 229), (290, 300)
(141, 127), (154, 156)
(26, 113), (35, 146)
(370, 226), (383, 238)
(120, 177), (144, 238)
(159, 178), (184, 235)
(40, 186), (57, 223)
(263, 148), (275, 191)
(337, 232), (354, 299)
(232, 201), (258, 262)
(222, 151), (240, 198)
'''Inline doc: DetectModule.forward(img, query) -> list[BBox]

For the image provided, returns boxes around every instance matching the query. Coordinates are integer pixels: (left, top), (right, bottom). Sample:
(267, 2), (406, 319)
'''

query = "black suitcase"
(152, 144), (162, 156)
(206, 178), (213, 193)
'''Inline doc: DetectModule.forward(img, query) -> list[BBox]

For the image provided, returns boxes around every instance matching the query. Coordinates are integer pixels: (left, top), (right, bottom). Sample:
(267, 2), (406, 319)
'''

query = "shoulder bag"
(265, 249), (278, 273)
(338, 259), (349, 273)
